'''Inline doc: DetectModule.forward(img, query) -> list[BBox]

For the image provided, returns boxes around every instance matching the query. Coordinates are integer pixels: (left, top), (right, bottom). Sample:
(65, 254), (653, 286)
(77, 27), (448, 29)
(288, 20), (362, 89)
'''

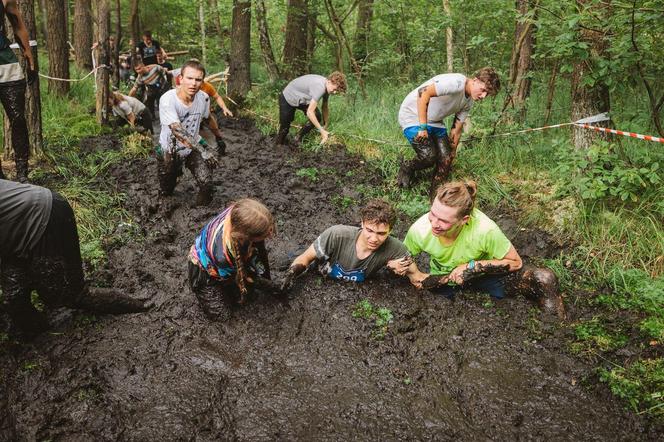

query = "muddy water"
(1, 117), (660, 441)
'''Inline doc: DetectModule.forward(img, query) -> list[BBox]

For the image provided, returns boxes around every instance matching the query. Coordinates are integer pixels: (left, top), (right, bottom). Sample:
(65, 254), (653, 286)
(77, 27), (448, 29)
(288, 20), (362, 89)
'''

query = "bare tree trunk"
(543, 60), (559, 125)
(353, 0), (374, 66)
(209, 0), (227, 63)
(95, 0), (110, 125)
(443, 0), (453, 72)
(73, 0), (93, 71)
(113, 0), (121, 87)
(199, 0), (207, 66)
(38, 0), (47, 40)
(228, 0), (251, 102)
(306, 6), (316, 72)
(282, 0), (308, 79)
(3, 0), (42, 159)
(509, 0), (536, 112)
(255, 0), (280, 81)
(130, 0), (140, 56)
(45, 0), (70, 96)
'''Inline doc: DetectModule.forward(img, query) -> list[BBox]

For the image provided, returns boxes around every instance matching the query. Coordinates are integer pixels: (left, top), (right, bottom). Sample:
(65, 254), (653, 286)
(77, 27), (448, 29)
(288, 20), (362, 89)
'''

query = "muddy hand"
(27, 67), (38, 86)
(387, 256), (413, 276)
(421, 274), (448, 290)
(415, 130), (428, 143)
(280, 263), (307, 292)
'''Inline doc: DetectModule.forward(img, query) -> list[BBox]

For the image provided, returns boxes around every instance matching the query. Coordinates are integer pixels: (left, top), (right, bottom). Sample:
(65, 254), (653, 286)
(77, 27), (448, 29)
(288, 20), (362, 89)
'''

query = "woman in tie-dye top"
(188, 198), (275, 320)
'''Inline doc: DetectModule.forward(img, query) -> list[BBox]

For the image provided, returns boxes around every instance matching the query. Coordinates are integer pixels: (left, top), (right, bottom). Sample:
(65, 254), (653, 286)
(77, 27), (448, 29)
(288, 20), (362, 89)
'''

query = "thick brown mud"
(1, 117), (661, 440)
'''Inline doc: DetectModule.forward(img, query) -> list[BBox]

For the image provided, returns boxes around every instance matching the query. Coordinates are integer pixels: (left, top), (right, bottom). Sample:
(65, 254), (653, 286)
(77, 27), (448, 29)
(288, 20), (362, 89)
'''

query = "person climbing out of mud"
(0, 0), (36, 183)
(280, 199), (419, 291)
(275, 71), (347, 147)
(397, 68), (500, 198)
(188, 198), (278, 320)
(402, 180), (564, 318)
(128, 60), (170, 116)
(173, 67), (234, 156)
(157, 59), (220, 206)
(0, 180), (150, 340)
(136, 30), (167, 66)
(109, 91), (153, 134)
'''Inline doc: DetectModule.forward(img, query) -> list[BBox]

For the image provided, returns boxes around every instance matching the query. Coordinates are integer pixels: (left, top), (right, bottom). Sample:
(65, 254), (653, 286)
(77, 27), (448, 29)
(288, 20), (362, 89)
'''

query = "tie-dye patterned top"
(189, 205), (253, 280)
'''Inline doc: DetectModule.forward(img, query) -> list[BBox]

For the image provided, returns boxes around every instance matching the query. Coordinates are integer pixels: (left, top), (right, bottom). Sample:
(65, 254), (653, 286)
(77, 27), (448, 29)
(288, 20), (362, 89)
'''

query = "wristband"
(418, 123), (428, 131)
(468, 259), (475, 270)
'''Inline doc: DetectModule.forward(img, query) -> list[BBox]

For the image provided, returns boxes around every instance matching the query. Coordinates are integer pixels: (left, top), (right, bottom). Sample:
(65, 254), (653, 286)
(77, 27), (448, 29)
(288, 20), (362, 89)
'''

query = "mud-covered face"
(467, 78), (488, 101)
(428, 199), (469, 236)
(179, 67), (204, 97)
(360, 221), (391, 251)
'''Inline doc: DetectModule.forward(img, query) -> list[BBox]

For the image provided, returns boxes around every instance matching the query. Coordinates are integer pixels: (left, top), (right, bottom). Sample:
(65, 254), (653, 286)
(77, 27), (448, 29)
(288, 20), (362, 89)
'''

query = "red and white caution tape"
(574, 124), (664, 144)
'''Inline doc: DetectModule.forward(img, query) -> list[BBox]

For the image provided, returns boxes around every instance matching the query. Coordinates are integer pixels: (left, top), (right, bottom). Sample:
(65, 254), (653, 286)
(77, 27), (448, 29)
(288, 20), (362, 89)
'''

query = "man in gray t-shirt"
(280, 200), (419, 290)
(275, 72), (347, 147)
(397, 68), (500, 197)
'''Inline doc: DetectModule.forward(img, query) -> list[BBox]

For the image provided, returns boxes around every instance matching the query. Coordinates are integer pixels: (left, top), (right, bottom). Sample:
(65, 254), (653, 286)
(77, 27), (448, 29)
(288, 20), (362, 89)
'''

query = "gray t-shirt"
(313, 225), (409, 282)
(282, 74), (328, 107)
(0, 179), (52, 258)
(159, 89), (210, 156)
(112, 95), (146, 119)
(398, 73), (473, 129)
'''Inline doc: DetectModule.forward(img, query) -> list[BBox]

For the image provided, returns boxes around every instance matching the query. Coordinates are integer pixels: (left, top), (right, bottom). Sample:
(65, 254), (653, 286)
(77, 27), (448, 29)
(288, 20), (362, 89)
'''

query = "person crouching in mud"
(188, 198), (277, 320)
(157, 59), (220, 206)
(0, 180), (148, 340)
(280, 199), (420, 291)
(403, 180), (564, 318)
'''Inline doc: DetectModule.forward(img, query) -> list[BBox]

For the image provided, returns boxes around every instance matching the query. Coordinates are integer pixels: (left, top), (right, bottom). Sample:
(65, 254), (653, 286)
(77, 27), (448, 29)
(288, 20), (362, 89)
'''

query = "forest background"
(0, 0), (662, 421)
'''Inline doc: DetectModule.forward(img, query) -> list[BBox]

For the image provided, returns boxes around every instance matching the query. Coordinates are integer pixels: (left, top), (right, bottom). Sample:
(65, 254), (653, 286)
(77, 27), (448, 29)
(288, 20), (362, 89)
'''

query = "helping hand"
(320, 129), (330, 144)
(415, 130), (428, 143)
(386, 256), (413, 276)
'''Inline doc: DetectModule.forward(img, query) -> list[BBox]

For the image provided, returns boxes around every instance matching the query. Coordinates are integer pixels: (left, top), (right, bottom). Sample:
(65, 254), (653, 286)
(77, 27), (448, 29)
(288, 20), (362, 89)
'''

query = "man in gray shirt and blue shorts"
(275, 72), (347, 147)
(397, 68), (500, 197)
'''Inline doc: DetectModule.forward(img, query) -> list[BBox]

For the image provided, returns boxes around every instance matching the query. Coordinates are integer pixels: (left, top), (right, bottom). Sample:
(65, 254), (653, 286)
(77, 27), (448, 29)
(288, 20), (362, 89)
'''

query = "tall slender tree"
(228, 0), (251, 101)
(255, 0), (280, 81)
(509, 0), (537, 112)
(113, 0), (121, 87)
(130, 0), (140, 55)
(199, 0), (207, 66)
(95, 0), (111, 124)
(443, 0), (453, 72)
(354, 0), (374, 66)
(73, 0), (93, 71)
(282, 0), (308, 79)
(45, 0), (70, 96)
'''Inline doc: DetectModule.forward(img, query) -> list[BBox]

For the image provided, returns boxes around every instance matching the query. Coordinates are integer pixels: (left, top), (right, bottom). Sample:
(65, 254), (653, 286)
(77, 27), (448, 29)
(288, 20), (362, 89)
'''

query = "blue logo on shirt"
(328, 263), (366, 282)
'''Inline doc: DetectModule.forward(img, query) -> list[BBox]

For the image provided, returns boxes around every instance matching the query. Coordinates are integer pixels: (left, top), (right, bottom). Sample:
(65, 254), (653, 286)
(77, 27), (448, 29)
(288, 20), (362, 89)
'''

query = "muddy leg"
(188, 262), (232, 321)
(185, 150), (214, 206)
(1, 258), (48, 338)
(397, 138), (437, 188)
(276, 93), (296, 146)
(0, 83), (30, 183)
(429, 133), (455, 200)
(505, 265), (565, 318)
(158, 151), (180, 196)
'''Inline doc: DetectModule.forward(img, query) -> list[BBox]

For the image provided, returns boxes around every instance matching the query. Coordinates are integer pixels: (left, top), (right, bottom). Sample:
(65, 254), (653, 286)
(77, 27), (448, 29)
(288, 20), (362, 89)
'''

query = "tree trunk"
(95, 0), (111, 125)
(228, 0), (251, 102)
(306, 6), (316, 72)
(113, 0), (121, 87)
(130, 0), (140, 56)
(543, 60), (559, 125)
(3, 0), (42, 158)
(38, 0), (47, 40)
(45, 0), (70, 96)
(443, 0), (453, 72)
(570, 5), (611, 149)
(509, 0), (536, 111)
(255, 0), (280, 81)
(199, 0), (207, 66)
(353, 0), (374, 66)
(209, 0), (227, 64)
(73, 0), (93, 71)
(281, 0), (308, 80)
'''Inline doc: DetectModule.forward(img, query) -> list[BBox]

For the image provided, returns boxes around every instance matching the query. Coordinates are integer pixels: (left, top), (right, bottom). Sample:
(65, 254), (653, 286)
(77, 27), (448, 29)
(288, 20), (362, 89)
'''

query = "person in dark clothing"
(0, 180), (149, 339)
(0, 0), (36, 183)
(188, 198), (277, 321)
(136, 30), (166, 66)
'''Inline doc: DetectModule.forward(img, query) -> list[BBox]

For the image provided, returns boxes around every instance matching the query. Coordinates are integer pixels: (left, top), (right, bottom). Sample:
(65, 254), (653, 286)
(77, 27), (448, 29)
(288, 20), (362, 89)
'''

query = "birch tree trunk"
(443, 0), (453, 72)
(95, 0), (111, 125)
(199, 0), (207, 66)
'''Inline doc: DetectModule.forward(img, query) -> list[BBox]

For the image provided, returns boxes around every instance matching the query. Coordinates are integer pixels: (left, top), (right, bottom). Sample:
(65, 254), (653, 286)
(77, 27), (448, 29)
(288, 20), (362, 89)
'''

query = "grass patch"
(599, 358), (664, 418)
(353, 299), (394, 340)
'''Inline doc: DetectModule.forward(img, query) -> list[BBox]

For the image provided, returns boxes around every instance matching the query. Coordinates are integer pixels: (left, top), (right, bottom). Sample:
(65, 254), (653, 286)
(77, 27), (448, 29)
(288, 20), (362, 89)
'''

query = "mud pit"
(1, 117), (661, 440)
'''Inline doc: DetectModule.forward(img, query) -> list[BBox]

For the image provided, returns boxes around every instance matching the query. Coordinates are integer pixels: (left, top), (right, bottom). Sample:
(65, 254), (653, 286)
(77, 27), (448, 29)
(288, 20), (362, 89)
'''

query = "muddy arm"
(5, 1), (34, 71)
(280, 245), (316, 292)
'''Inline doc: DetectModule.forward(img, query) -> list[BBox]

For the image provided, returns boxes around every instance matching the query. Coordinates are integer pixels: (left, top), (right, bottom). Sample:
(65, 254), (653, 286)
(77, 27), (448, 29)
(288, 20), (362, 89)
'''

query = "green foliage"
(296, 167), (319, 182)
(554, 141), (661, 203)
(352, 299), (394, 340)
(571, 317), (628, 354)
(599, 358), (664, 418)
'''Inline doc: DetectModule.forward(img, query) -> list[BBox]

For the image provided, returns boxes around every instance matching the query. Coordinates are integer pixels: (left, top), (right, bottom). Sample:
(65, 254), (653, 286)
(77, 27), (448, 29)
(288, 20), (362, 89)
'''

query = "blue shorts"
(403, 125), (447, 144)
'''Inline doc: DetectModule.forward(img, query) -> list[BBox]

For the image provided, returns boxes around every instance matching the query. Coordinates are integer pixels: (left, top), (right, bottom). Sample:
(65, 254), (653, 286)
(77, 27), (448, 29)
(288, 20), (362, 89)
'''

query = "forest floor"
(1, 116), (662, 440)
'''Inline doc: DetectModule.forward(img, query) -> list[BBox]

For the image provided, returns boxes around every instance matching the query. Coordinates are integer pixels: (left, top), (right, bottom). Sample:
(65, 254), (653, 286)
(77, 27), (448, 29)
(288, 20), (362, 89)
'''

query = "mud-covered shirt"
(0, 179), (52, 258)
(159, 89), (210, 156)
(403, 208), (512, 276)
(314, 225), (409, 282)
(398, 73), (473, 129)
(282, 74), (328, 107)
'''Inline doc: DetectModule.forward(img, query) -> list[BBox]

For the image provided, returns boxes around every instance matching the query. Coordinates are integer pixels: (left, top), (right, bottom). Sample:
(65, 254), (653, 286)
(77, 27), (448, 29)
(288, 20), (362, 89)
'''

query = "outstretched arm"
(168, 122), (198, 149)
(280, 244), (317, 291)
(306, 100), (329, 143)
